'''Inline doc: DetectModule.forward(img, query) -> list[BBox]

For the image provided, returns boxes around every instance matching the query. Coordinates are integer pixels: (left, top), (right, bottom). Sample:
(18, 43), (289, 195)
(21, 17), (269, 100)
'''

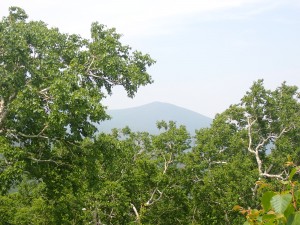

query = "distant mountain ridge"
(96, 102), (212, 134)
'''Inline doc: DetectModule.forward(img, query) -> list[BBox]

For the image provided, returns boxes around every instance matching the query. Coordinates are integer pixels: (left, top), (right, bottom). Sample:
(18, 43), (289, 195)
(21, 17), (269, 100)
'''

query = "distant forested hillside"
(97, 102), (212, 134)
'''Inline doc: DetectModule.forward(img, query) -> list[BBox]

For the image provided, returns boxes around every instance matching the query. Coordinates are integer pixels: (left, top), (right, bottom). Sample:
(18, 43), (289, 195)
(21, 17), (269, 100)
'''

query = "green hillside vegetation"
(98, 102), (212, 134)
(1, 7), (300, 224)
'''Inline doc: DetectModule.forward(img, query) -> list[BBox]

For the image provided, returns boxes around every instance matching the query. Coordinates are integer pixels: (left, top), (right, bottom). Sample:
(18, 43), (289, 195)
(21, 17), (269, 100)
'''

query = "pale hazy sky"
(1, 0), (300, 117)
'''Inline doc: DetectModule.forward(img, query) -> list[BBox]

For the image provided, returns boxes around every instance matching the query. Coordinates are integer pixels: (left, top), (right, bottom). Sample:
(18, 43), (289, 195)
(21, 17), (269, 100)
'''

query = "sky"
(1, 0), (300, 117)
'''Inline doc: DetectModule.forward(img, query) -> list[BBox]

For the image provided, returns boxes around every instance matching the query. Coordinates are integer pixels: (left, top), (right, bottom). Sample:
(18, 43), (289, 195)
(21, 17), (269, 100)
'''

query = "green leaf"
(262, 213), (276, 221)
(264, 221), (277, 225)
(287, 212), (300, 225)
(284, 204), (295, 219)
(270, 193), (293, 214)
(295, 190), (300, 201)
(289, 167), (298, 181)
(262, 191), (276, 211)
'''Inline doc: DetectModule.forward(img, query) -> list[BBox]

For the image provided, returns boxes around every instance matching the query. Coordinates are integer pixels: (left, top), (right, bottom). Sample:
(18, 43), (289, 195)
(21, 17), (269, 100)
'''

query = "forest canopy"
(1, 7), (300, 225)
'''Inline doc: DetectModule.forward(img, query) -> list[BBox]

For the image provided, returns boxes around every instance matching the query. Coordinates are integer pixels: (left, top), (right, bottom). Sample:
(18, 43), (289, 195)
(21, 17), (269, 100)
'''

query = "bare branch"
(255, 127), (289, 153)
(0, 97), (5, 131)
(144, 188), (163, 206)
(28, 157), (64, 166)
(210, 161), (227, 165)
(247, 117), (257, 154)
(219, 147), (227, 153)
(130, 203), (140, 222)
(17, 131), (49, 139)
(39, 87), (50, 94)
(247, 116), (290, 180)
(38, 87), (53, 101)
(37, 125), (48, 136)
(26, 151), (69, 166)
(86, 56), (95, 73)
(13, 124), (49, 139)
(87, 71), (123, 87)
(0, 93), (17, 132)
(260, 172), (284, 180)
(162, 153), (173, 175)
(109, 208), (115, 220)
(251, 178), (260, 198)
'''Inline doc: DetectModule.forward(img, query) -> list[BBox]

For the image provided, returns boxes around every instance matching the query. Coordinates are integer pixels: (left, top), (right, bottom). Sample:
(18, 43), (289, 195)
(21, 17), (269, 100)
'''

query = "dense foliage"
(235, 162), (300, 224)
(1, 7), (300, 224)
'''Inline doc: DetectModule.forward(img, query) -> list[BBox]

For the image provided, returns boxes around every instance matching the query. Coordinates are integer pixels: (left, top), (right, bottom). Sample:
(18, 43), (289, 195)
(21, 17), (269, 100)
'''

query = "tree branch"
(86, 56), (95, 73)
(162, 153), (173, 175)
(28, 157), (65, 166)
(130, 203), (140, 223)
(247, 117), (257, 154)
(0, 97), (5, 131)
(10, 124), (49, 139)
(17, 132), (49, 139)
(247, 116), (289, 180)
(210, 161), (227, 165)
(38, 87), (53, 102)
(0, 93), (17, 133)
(144, 187), (163, 206)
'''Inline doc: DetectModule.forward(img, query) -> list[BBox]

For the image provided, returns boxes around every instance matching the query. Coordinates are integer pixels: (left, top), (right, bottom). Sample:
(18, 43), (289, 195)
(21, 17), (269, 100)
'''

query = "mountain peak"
(97, 102), (212, 134)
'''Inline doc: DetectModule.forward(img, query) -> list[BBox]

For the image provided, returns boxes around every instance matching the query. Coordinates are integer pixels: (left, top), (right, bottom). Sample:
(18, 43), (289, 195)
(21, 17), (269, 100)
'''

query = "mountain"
(96, 102), (212, 134)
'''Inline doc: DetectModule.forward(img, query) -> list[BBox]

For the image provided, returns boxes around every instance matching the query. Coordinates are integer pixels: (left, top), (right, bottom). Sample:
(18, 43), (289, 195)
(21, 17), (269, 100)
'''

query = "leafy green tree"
(235, 162), (300, 225)
(93, 122), (191, 224)
(45, 122), (191, 224)
(183, 111), (258, 224)
(0, 6), (154, 224)
(136, 121), (191, 224)
(0, 6), (154, 189)
(0, 177), (54, 224)
(2, 7), (300, 225)
(183, 80), (300, 224)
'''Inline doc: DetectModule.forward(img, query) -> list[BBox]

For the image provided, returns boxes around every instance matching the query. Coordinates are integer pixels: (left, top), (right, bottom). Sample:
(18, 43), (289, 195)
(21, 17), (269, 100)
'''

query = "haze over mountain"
(97, 102), (212, 134)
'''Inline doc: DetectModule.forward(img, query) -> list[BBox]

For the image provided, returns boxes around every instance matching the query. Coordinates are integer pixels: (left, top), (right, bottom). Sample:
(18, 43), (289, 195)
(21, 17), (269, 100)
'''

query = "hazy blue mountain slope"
(96, 102), (212, 134)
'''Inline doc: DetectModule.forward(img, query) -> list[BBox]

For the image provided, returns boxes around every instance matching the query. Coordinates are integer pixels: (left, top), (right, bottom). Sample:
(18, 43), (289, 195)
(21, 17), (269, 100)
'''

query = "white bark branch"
(210, 161), (227, 165)
(17, 132), (49, 139)
(28, 157), (66, 166)
(247, 116), (289, 180)
(0, 98), (5, 131)
(130, 203), (140, 222)
(144, 188), (163, 206)
(11, 124), (49, 139)
(247, 117), (257, 154)
(86, 56), (95, 72)
(0, 93), (16, 132)
(162, 153), (173, 175)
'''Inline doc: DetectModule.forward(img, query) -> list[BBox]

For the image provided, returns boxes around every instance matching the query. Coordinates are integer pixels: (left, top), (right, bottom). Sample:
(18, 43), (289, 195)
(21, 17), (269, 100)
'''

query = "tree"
(183, 80), (300, 224)
(2, 8), (300, 224)
(235, 162), (300, 225)
(0, 6), (154, 190)
(88, 122), (191, 224)
(0, 6), (154, 224)
(183, 111), (258, 224)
